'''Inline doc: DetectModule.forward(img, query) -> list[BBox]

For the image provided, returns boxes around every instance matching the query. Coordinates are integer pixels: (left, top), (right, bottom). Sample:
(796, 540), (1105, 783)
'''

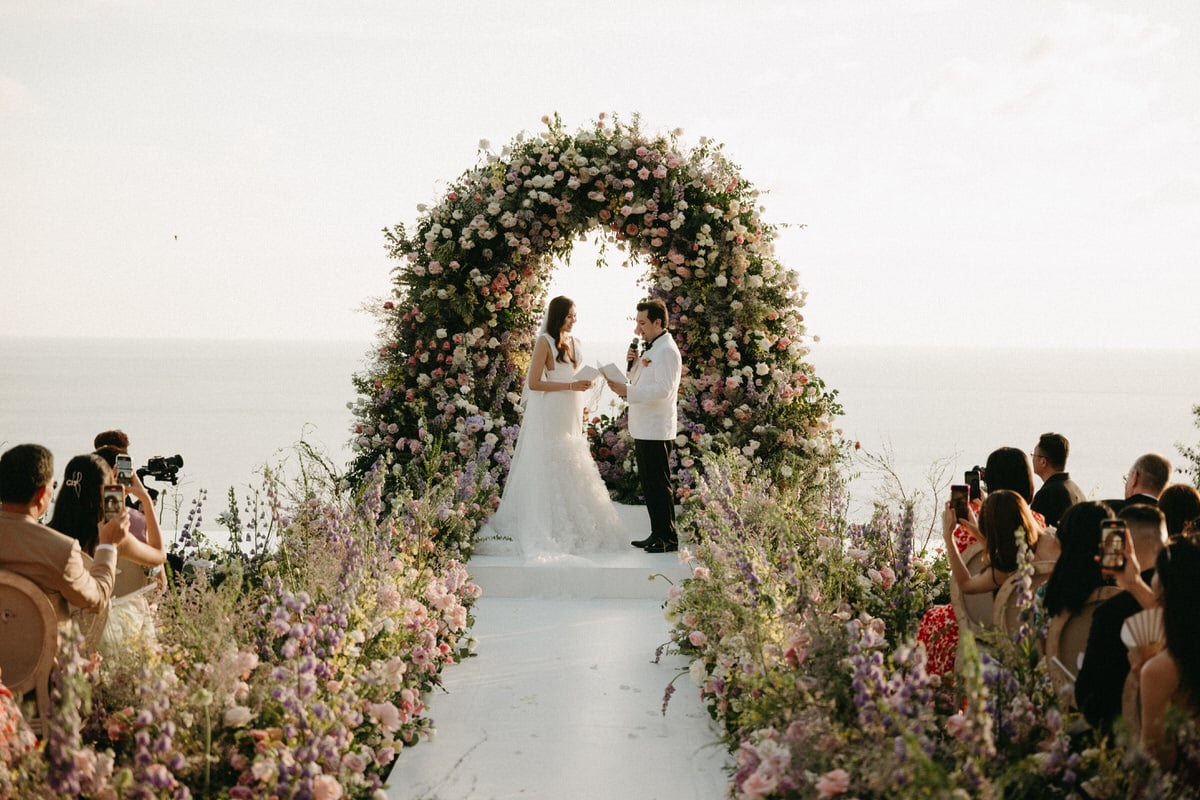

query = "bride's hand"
(571, 380), (588, 391)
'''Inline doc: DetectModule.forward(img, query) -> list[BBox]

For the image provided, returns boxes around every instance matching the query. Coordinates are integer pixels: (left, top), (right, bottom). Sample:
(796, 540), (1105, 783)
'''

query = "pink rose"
(945, 713), (968, 738)
(312, 774), (343, 800)
(688, 630), (706, 647)
(816, 768), (850, 798)
(741, 771), (778, 799)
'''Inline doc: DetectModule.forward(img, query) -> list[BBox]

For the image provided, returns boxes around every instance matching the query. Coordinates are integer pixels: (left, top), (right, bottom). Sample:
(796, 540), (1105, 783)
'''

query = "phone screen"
(950, 484), (970, 519)
(1100, 521), (1126, 569)
(103, 484), (124, 522)
(116, 454), (133, 487)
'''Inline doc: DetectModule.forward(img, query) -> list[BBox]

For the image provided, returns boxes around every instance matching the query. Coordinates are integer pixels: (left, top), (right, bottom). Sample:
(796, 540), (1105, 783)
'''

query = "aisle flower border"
(350, 113), (843, 536)
(0, 459), (481, 798)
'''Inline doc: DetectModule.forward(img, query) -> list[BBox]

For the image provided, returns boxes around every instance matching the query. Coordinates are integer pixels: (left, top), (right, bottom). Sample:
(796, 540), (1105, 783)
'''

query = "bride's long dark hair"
(544, 296), (575, 364)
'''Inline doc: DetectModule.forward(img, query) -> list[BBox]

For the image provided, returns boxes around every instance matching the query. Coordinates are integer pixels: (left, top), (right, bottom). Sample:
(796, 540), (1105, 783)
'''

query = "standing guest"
(1140, 538), (1200, 773)
(1157, 483), (1200, 539)
(0, 444), (126, 637)
(1107, 453), (1171, 513)
(1030, 432), (1087, 528)
(607, 297), (682, 553)
(1074, 504), (1169, 732)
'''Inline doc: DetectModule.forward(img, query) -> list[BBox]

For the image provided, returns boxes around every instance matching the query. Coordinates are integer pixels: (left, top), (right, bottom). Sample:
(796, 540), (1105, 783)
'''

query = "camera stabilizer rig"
(137, 454), (184, 486)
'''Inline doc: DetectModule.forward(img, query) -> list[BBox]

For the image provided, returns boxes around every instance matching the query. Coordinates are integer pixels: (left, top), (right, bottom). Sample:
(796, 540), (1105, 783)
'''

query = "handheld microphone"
(626, 338), (640, 371)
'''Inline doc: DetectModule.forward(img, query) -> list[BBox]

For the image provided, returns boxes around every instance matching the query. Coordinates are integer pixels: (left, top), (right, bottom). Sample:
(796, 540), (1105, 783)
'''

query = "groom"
(607, 298), (682, 553)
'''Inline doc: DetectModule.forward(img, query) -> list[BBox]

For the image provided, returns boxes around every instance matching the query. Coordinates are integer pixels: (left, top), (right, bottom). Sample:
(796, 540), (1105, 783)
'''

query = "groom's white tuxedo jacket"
(626, 332), (682, 441)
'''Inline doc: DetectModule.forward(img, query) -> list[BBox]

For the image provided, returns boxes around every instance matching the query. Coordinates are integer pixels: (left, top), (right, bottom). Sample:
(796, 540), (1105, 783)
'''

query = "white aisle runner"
(385, 508), (730, 799)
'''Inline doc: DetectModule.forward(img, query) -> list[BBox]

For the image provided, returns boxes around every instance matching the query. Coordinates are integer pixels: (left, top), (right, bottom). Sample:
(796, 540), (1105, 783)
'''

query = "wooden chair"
(1044, 585), (1123, 707)
(993, 560), (1056, 638)
(0, 570), (57, 735)
(949, 543), (994, 635)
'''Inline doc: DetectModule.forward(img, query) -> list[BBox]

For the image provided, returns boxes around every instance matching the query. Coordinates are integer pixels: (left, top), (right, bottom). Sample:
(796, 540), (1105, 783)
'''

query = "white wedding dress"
(476, 334), (626, 560)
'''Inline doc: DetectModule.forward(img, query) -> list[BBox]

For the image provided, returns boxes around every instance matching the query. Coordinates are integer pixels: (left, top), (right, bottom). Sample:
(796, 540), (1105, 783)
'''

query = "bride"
(477, 296), (626, 559)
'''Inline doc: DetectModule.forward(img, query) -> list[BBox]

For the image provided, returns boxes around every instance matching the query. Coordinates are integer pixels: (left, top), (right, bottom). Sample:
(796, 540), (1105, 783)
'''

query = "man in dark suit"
(0, 443), (127, 639)
(1074, 504), (1167, 732)
(1105, 452), (1170, 513)
(1030, 432), (1086, 528)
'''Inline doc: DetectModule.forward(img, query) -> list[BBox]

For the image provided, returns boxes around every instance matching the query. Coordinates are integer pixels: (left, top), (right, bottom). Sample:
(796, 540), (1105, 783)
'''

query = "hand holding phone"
(103, 484), (125, 521)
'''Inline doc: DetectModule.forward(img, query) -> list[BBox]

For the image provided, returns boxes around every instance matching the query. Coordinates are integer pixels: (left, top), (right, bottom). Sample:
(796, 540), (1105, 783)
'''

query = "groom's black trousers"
(635, 438), (676, 543)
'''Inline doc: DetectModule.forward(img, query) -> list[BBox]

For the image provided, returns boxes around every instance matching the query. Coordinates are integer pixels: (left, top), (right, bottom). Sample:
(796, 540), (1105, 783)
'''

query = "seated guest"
(1107, 453), (1171, 513)
(0, 444), (127, 637)
(1075, 504), (1168, 732)
(1031, 432), (1087, 528)
(1041, 501), (1115, 618)
(47, 453), (164, 654)
(942, 489), (1057, 595)
(94, 446), (152, 545)
(1140, 538), (1200, 772)
(918, 447), (1052, 674)
(48, 454), (165, 569)
(1158, 483), (1200, 540)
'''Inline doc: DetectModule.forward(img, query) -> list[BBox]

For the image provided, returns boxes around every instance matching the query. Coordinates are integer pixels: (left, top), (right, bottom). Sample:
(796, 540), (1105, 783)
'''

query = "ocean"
(2, 337), (1198, 541)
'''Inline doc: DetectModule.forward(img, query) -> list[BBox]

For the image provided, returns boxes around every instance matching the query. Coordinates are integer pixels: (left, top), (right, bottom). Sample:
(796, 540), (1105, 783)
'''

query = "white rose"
(715, 275), (727, 287)
(224, 705), (254, 728)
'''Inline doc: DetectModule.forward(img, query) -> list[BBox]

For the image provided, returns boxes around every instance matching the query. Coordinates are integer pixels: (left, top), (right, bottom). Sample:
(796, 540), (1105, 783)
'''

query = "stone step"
(467, 550), (691, 600)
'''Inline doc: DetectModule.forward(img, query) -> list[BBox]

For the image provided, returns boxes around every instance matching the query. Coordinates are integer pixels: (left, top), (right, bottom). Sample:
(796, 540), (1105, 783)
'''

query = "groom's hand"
(606, 378), (628, 397)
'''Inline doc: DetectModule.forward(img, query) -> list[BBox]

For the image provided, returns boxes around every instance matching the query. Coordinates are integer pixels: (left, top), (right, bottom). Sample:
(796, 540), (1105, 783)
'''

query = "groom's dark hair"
(637, 298), (669, 326)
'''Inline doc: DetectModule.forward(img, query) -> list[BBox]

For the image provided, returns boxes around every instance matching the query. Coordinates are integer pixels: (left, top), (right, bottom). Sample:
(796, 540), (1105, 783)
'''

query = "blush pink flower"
(312, 774), (343, 800)
(816, 768), (850, 798)
(369, 701), (403, 732)
(688, 630), (707, 647)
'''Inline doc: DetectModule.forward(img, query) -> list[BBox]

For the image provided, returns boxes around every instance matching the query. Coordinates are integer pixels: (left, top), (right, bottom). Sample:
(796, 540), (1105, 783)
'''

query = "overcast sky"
(3, 0), (1199, 350)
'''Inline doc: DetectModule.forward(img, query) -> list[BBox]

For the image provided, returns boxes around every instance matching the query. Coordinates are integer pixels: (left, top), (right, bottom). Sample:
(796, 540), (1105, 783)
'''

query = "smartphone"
(115, 454), (133, 487)
(950, 484), (970, 520)
(103, 484), (125, 522)
(1100, 520), (1127, 570)
(964, 469), (982, 500)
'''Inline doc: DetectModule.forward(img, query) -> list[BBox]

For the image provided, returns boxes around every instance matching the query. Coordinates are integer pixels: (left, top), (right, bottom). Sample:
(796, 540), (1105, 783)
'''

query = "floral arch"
(350, 114), (842, 546)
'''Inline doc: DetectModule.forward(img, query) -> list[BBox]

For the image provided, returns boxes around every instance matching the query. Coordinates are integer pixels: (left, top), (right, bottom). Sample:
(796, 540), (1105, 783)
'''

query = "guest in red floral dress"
(918, 447), (1052, 676)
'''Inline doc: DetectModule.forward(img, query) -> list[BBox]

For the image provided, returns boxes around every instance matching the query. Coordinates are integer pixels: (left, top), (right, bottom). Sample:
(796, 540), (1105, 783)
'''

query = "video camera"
(138, 454), (184, 485)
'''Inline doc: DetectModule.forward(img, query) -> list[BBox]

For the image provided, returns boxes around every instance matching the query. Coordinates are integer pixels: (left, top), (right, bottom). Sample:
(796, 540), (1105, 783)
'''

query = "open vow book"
(576, 363), (628, 383)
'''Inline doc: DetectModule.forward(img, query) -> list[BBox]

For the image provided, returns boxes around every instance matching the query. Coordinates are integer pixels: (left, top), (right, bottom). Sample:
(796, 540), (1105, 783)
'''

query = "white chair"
(0, 570), (57, 735)
(1044, 585), (1122, 706)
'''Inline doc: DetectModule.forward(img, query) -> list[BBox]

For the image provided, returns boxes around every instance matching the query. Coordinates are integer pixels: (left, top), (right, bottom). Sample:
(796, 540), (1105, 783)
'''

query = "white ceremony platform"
(385, 505), (731, 799)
